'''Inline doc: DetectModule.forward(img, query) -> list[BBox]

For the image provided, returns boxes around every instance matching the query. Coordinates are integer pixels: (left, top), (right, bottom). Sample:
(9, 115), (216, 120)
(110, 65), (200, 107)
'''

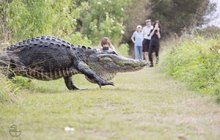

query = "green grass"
(162, 36), (220, 98)
(0, 67), (220, 140)
(0, 73), (19, 103)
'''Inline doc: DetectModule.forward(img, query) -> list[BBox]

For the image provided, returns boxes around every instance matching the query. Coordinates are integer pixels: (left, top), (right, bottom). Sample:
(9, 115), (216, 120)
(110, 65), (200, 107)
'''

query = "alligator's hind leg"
(64, 76), (79, 90)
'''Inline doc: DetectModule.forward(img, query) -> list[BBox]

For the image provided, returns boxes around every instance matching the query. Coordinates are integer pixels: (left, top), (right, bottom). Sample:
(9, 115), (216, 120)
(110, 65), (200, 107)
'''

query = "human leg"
(148, 42), (153, 67)
(142, 39), (148, 63)
(134, 45), (139, 60)
(139, 46), (143, 60)
(144, 52), (149, 63)
(155, 42), (160, 64)
(137, 46), (142, 60)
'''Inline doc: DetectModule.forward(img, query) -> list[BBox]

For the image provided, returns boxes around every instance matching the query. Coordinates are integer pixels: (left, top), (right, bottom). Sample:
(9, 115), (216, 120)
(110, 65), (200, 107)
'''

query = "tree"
(76, 0), (132, 44)
(1, 0), (131, 46)
(0, 0), (91, 45)
(149, 0), (211, 36)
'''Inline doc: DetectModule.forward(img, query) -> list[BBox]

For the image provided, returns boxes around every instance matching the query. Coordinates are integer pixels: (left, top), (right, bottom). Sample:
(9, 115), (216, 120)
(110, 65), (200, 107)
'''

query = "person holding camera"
(148, 20), (161, 67)
(100, 37), (117, 54)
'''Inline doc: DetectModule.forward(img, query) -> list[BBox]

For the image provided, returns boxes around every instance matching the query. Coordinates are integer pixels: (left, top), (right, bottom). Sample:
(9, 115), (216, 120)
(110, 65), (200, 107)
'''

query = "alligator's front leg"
(77, 62), (114, 87)
(64, 76), (79, 90)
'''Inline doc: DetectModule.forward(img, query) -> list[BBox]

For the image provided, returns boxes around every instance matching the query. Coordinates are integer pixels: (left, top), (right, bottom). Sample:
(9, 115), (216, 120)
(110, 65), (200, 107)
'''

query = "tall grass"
(162, 35), (220, 102)
(118, 43), (130, 58)
(0, 72), (18, 103)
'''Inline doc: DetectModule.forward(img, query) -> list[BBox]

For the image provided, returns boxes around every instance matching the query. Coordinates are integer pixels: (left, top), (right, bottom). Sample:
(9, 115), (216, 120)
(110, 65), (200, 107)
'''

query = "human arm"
(131, 32), (135, 43)
(156, 28), (161, 39)
(142, 27), (146, 37)
(110, 45), (116, 52)
(149, 23), (159, 37)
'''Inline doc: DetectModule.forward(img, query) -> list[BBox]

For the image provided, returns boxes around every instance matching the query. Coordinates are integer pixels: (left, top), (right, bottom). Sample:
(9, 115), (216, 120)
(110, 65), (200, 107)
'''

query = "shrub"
(162, 36), (220, 98)
(118, 43), (130, 58)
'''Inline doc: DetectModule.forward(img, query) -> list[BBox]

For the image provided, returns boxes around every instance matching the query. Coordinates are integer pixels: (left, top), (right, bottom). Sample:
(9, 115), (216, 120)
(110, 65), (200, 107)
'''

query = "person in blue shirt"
(131, 25), (144, 60)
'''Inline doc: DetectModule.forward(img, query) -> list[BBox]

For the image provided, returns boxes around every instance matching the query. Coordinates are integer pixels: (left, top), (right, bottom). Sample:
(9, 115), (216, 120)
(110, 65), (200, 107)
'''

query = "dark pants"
(142, 39), (150, 52)
(149, 39), (160, 65)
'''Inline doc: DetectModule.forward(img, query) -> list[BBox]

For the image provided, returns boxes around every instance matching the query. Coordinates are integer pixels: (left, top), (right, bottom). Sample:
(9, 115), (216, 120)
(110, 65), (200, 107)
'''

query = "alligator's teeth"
(27, 68), (30, 76)
(37, 71), (41, 79)
(40, 70), (44, 80)
(30, 69), (35, 78)
(21, 67), (26, 76)
(63, 69), (67, 76)
(58, 70), (62, 77)
(70, 69), (73, 75)
(31, 70), (35, 78)
(66, 68), (70, 75)
(42, 72), (48, 80)
(54, 71), (58, 79)
(49, 71), (53, 79)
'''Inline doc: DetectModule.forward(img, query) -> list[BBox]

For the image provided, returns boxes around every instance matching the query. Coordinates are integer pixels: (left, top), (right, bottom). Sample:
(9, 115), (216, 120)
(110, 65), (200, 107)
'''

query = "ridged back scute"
(6, 36), (75, 52)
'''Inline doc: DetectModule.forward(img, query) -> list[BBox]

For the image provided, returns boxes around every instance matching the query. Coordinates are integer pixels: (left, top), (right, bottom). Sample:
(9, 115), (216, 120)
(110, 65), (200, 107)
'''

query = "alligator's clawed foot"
(68, 86), (79, 90)
(107, 82), (114, 86)
(73, 87), (79, 90)
(98, 81), (114, 88)
(78, 88), (88, 90)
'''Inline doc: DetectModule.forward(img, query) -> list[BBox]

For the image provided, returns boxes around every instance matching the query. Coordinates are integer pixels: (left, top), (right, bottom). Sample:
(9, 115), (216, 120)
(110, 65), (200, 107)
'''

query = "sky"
(207, 0), (220, 27)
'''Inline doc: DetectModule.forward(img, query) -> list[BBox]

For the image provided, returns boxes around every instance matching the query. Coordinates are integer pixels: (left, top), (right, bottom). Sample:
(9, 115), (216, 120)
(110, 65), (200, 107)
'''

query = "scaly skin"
(0, 36), (146, 90)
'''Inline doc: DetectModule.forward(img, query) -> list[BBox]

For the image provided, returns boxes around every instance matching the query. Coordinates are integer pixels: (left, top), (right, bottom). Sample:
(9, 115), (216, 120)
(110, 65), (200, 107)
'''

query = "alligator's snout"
(120, 58), (146, 71)
(95, 54), (146, 72)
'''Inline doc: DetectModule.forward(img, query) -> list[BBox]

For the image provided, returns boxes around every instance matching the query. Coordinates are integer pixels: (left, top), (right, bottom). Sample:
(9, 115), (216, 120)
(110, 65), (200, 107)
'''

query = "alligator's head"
(85, 51), (146, 82)
(93, 53), (146, 72)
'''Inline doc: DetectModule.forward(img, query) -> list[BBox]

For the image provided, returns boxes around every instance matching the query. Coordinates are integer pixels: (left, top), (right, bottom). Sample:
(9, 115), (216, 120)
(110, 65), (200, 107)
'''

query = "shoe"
(149, 63), (153, 67)
(146, 62), (149, 66)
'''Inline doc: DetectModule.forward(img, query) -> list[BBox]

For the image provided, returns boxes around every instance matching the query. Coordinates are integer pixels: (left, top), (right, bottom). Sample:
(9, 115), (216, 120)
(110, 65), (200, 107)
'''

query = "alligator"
(0, 36), (146, 90)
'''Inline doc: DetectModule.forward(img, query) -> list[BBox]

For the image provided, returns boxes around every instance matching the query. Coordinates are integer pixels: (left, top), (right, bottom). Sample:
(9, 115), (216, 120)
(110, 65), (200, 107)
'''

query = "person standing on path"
(148, 20), (161, 67)
(131, 25), (144, 60)
(142, 19), (153, 65)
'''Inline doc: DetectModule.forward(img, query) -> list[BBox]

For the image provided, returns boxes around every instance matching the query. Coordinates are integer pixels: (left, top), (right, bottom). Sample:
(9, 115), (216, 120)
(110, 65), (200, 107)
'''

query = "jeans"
(134, 46), (143, 60)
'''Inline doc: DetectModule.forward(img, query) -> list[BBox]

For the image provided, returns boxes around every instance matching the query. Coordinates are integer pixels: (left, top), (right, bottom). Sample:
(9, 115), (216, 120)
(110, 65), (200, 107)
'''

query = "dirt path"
(0, 67), (220, 140)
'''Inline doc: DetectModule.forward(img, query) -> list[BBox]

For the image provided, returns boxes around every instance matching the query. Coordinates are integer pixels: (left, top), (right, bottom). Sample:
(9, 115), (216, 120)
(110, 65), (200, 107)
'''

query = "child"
(100, 37), (116, 53)
(131, 25), (144, 60)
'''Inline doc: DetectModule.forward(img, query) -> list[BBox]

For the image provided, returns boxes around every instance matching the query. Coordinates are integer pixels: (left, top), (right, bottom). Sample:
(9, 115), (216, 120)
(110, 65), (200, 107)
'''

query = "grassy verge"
(0, 68), (220, 140)
(0, 38), (219, 139)
(161, 35), (220, 103)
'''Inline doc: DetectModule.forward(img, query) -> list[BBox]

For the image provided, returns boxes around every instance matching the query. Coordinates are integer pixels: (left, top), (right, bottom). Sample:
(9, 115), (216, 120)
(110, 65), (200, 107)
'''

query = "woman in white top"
(142, 19), (153, 64)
